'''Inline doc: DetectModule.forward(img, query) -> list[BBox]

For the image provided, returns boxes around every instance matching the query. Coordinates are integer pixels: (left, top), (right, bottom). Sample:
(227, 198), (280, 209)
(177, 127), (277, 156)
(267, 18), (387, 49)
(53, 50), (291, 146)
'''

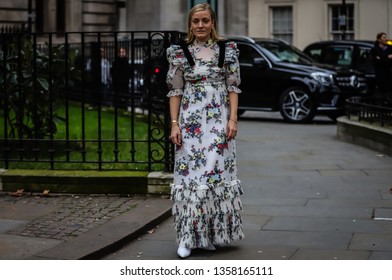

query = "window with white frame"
(271, 6), (293, 44)
(330, 4), (354, 40)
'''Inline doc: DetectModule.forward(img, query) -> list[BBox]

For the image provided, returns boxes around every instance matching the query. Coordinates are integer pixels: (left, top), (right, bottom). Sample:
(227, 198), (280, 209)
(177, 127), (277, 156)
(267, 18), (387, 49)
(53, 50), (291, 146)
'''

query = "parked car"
(303, 40), (376, 94)
(229, 36), (368, 122)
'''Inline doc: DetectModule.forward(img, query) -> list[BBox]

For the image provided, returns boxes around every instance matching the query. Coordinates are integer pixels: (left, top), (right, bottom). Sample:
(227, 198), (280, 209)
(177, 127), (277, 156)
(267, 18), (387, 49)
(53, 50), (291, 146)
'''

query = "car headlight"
(310, 72), (335, 85)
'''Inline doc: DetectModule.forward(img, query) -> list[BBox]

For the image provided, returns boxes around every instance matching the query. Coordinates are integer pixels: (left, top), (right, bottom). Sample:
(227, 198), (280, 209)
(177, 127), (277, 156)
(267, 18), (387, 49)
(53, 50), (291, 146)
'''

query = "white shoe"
(200, 243), (216, 251)
(177, 247), (191, 258)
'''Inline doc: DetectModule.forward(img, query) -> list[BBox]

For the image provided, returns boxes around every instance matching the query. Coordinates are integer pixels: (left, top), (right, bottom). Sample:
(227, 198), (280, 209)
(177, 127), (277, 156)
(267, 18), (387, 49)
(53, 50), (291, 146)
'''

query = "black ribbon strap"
(179, 41), (195, 66)
(217, 40), (227, 68)
(179, 40), (227, 68)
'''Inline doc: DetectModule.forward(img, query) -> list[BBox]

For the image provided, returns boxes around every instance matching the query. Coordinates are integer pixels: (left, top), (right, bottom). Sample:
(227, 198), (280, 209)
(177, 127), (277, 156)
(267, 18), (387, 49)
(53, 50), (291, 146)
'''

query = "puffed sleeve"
(166, 45), (185, 97)
(224, 41), (242, 93)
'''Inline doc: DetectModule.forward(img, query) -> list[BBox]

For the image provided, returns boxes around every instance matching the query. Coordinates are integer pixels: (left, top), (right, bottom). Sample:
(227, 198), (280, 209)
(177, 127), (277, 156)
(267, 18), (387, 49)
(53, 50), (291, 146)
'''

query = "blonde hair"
(185, 3), (221, 43)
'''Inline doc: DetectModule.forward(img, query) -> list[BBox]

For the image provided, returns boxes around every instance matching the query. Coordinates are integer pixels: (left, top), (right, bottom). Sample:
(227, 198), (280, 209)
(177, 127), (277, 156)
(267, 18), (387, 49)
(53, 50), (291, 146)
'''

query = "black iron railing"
(345, 96), (392, 127)
(1, 31), (185, 171)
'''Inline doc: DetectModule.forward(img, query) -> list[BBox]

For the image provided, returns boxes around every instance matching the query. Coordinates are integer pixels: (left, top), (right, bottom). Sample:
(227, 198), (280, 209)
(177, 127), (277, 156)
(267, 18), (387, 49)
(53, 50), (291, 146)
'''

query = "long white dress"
(166, 40), (244, 249)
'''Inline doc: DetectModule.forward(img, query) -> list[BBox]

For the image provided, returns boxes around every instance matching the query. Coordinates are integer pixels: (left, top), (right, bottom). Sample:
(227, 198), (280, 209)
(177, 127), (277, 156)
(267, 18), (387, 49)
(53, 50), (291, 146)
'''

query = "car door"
(303, 45), (324, 63)
(323, 45), (354, 67)
(305, 44), (354, 68)
(236, 43), (273, 109)
(354, 45), (376, 93)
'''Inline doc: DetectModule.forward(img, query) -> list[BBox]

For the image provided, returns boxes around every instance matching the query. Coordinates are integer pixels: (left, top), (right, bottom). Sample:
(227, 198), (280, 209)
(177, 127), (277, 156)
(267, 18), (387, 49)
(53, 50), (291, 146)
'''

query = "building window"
(35, 0), (65, 33)
(330, 4), (354, 40)
(271, 6), (293, 44)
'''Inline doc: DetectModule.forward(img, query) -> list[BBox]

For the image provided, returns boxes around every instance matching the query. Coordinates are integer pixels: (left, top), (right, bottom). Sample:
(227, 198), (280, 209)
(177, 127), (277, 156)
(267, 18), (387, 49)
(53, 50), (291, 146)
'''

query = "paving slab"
(243, 198), (308, 207)
(247, 205), (373, 219)
(369, 251), (392, 260)
(306, 199), (392, 208)
(291, 249), (371, 260)
(349, 233), (392, 251)
(262, 216), (392, 233)
(240, 230), (353, 250)
(0, 219), (26, 233)
(374, 208), (392, 220)
(326, 190), (383, 200)
(0, 197), (63, 221)
(0, 234), (62, 260)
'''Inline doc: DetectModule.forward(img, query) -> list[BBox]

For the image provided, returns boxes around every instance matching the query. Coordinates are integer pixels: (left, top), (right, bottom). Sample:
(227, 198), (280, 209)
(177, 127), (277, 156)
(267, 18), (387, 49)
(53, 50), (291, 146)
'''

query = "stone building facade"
(1, 0), (391, 49)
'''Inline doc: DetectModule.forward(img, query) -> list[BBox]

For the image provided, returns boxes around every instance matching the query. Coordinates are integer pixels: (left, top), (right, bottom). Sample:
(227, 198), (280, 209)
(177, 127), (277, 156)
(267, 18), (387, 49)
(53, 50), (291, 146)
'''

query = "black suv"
(303, 40), (375, 94)
(231, 36), (368, 122)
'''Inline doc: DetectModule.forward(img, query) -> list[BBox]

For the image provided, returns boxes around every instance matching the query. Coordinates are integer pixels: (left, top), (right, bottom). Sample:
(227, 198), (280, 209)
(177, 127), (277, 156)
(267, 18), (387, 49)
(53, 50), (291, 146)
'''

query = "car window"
(257, 42), (312, 64)
(306, 48), (322, 62)
(237, 44), (261, 64)
(357, 47), (374, 73)
(324, 46), (353, 66)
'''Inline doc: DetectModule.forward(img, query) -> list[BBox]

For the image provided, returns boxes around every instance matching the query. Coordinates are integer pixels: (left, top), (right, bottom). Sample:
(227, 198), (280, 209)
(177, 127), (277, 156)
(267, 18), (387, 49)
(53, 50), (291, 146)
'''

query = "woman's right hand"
(170, 125), (182, 147)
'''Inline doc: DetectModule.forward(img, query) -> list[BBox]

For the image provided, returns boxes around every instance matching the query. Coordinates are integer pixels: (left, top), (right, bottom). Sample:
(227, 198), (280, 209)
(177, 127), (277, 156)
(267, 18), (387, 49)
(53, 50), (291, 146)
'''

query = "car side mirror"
(253, 57), (269, 69)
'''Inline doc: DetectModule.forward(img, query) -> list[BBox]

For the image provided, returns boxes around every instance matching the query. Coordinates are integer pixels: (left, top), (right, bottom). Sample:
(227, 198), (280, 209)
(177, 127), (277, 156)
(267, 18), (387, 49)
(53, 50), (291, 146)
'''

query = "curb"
(337, 116), (392, 155)
(0, 170), (173, 195)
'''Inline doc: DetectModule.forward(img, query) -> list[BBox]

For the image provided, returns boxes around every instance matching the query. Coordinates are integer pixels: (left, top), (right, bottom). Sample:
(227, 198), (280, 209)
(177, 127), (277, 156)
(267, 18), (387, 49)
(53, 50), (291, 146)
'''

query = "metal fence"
(345, 96), (392, 127)
(1, 31), (185, 171)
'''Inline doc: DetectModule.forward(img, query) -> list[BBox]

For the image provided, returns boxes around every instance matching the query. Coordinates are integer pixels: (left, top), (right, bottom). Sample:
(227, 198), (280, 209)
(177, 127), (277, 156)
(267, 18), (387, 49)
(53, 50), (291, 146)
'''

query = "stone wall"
(337, 117), (392, 156)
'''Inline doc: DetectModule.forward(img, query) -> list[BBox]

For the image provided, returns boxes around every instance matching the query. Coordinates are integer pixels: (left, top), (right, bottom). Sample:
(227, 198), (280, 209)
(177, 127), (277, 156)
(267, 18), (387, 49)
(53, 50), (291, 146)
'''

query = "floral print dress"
(166, 40), (244, 249)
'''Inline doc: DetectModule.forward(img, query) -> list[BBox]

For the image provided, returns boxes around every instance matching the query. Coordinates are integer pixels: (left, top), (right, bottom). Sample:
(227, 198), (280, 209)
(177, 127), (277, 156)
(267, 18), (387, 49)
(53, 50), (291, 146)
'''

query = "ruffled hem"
(173, 212), (245, 248)
(167, 88), (183, 97)
(171, 179), (243, 202)
(173, 195), (243, 217)
(171, 179), (244, 248)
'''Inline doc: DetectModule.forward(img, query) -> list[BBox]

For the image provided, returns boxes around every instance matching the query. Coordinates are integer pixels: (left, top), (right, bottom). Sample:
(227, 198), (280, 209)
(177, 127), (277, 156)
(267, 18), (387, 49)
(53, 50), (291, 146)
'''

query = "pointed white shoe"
(177, 247), (191, 258)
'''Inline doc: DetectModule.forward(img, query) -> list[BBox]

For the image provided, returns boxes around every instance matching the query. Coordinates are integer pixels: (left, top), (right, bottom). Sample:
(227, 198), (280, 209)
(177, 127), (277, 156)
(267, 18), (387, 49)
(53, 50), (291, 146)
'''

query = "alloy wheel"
(279, 87), (316, 123)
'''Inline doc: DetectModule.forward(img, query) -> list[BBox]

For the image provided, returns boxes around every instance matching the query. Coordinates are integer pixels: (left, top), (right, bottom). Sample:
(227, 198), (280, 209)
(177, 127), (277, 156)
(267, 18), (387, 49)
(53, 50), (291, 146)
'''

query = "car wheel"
(279, 87), (317, 123)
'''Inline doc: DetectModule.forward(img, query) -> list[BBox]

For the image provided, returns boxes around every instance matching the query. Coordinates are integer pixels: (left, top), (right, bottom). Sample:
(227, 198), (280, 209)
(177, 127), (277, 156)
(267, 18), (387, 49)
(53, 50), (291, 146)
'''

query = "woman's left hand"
(227, 119), (238, 141)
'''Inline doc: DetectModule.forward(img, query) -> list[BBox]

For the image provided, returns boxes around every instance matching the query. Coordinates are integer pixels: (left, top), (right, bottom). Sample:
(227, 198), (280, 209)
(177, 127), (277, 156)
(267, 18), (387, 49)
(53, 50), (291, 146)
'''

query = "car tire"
(279, 87), (317, 123)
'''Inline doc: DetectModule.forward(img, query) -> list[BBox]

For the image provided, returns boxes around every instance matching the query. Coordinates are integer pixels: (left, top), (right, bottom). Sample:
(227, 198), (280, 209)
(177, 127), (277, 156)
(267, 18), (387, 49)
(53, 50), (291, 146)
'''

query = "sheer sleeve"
(224, 42), (242, 94)
(166, 45), (185, 97)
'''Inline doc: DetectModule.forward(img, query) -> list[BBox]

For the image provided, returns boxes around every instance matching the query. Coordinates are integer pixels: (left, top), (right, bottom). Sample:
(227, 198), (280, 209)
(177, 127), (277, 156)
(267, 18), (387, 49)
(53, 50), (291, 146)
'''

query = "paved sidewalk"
(0, 193), (171, 259)
(1, 112), (391, 260)
(103, 113), (392, 260)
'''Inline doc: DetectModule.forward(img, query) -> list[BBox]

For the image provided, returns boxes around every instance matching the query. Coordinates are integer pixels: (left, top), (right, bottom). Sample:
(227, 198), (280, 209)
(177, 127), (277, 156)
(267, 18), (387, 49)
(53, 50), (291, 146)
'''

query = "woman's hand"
(226, 119), (237, 141)
(227, 91), (238, 141)
(170, 124), (182, 147)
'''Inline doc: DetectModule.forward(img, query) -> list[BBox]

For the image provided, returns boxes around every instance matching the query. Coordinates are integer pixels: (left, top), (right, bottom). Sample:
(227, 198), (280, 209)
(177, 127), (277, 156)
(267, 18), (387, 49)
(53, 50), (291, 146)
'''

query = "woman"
(372, 32), (392, 96)
(166, 3), (244, 258)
